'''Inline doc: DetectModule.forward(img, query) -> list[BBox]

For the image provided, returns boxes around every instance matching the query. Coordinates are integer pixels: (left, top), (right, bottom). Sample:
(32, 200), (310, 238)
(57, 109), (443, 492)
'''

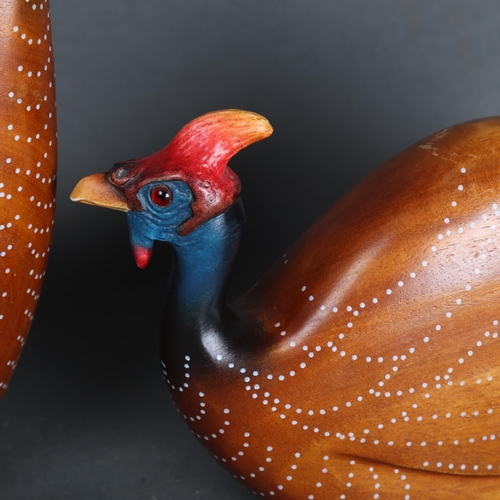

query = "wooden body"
(0, 0), (57, 397)
(166, 119), (500, 498)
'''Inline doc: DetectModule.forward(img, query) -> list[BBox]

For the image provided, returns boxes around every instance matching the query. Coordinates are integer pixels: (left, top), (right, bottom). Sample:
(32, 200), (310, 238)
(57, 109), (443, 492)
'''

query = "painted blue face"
(127, 180), (194, 258)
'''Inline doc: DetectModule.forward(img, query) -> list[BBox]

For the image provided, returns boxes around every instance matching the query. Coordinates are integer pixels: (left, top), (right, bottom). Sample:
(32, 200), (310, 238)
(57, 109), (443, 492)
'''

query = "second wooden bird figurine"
(72, 110), (500, 498)
(0, 0), (57, 398)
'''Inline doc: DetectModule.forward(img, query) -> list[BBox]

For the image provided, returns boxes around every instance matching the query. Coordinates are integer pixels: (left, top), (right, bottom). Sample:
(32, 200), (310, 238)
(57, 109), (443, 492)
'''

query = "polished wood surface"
(233, 118), (500, 497)
(0, 0), (57, 397)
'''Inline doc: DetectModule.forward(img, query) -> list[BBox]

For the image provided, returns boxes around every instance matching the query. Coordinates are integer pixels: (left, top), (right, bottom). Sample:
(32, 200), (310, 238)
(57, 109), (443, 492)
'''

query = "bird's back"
(231, 118), (500, 494)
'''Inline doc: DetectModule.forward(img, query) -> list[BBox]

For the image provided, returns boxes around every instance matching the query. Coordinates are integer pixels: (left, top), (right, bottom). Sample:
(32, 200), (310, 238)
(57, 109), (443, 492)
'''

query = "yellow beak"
(70, 173), (130, 212)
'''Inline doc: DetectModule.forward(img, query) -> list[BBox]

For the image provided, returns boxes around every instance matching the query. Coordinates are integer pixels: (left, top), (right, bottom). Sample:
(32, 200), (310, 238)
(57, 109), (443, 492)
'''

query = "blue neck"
(126, 184), (256, 370)
(167, 199), (244, 326)
(155, 197), (268, 377)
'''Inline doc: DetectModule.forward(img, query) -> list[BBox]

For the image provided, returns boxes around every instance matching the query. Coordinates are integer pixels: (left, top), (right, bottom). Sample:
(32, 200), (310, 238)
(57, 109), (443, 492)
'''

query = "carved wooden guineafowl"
(72, 110), (500, 498)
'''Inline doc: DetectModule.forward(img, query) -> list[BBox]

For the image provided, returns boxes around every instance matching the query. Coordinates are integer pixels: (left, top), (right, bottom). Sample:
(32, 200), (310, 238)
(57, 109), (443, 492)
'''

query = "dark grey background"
(1, 1), (500, 498)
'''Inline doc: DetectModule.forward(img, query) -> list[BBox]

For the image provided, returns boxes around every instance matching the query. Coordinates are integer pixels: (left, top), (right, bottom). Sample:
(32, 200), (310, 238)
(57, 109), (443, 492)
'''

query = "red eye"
(151, 185), (173, 207)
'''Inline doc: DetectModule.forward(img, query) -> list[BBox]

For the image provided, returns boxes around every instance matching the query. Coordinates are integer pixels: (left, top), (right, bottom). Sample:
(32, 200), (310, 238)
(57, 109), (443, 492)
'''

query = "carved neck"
(163, 199), (245, 349)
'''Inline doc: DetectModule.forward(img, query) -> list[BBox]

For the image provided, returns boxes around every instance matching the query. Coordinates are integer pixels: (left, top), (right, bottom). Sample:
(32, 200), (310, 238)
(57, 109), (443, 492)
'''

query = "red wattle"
(131, 245), (153, 269)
